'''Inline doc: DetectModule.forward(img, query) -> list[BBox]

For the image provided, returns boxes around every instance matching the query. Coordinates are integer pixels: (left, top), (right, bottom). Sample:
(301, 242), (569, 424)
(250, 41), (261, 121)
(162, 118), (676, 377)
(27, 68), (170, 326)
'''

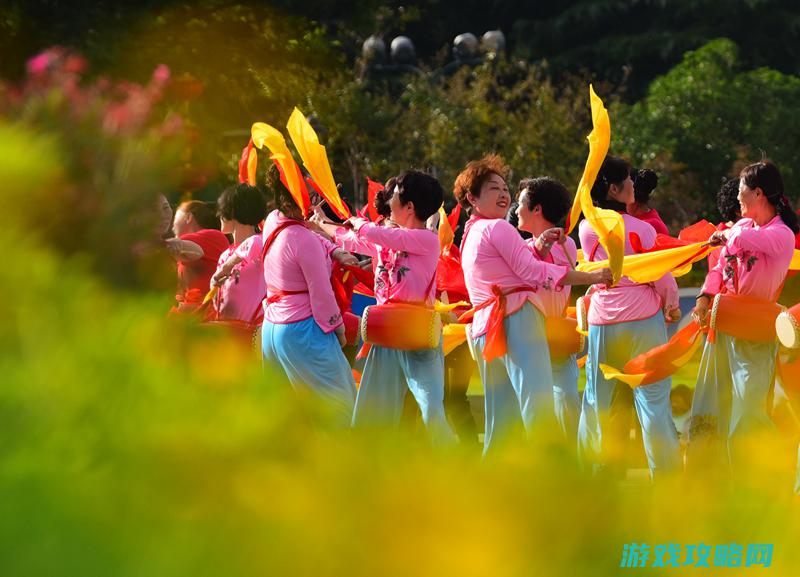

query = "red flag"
(447, 203), (461, 232)
(238, 138), (254, 183)
(366, 177), (384, 222)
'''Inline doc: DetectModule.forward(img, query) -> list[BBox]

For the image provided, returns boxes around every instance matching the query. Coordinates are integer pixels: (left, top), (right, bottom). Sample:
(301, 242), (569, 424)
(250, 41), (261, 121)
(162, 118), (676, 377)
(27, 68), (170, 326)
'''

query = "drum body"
(360, 303), (442, 350)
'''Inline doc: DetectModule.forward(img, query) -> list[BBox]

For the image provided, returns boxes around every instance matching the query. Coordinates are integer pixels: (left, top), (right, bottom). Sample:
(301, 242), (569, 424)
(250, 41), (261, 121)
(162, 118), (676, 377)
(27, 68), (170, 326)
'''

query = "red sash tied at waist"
(458, 285), (537, 362)
(265, 287), (309, 305)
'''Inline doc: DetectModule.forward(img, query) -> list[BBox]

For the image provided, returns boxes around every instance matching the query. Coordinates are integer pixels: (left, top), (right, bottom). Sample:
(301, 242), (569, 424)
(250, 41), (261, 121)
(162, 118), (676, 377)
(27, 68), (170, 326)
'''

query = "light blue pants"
(552, 354), (580, 441)
(578, 313), (680, 475)
(261, 317), (356, 424)
(687, 333), (778, 470)
(472, 303), (556, 453)
(352, 344), (456, 445)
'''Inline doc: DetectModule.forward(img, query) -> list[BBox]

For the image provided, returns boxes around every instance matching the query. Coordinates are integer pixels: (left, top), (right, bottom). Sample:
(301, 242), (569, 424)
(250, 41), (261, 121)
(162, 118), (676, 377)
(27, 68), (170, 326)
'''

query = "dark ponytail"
(740, 160), (799, 234)
(590, 155), (631, 211)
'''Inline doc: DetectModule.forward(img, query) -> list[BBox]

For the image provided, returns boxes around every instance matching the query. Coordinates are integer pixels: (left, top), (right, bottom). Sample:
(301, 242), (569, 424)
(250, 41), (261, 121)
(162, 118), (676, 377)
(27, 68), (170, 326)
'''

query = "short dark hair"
(217, 183), (267, 226)
(590, 155), (631, 207)
(633, 168), (658, 204)
(179, 200), (219, 230)
(518, 176), (571, 225)
(716, 178), (740, 223)
(395, 170), (443, 221)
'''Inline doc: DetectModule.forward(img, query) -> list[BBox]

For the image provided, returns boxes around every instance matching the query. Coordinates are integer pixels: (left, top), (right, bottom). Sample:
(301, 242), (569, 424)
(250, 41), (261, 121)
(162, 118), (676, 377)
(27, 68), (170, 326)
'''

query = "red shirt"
(635, 207), (669, 236)
(176, 229), (230, 304)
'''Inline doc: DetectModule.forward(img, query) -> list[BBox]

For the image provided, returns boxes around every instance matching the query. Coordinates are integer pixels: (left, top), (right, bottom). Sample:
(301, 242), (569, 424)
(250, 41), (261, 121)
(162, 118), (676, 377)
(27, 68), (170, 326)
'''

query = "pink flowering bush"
(1, 47), (190, 289)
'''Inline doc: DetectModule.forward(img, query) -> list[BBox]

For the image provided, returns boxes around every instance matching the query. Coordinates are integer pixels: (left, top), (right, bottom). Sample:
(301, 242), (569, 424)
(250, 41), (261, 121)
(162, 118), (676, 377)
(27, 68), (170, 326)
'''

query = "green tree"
(616, 38), (800, 226)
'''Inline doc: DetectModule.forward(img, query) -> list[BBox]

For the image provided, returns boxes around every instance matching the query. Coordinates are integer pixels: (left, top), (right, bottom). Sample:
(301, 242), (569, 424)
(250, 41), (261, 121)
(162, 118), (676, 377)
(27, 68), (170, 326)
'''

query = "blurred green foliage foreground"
(1, 123), (799, 577)
(1, 52), (799, 577)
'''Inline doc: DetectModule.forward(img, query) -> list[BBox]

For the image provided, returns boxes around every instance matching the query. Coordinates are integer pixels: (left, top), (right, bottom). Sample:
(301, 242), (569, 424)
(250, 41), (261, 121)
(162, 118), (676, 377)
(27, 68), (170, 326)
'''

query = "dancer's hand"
(592, 267), (614, 286)
(692, 295), (711, 326)
(708, 230), (728, 247)
(665, 306), (682, 323)
(332, 248), (358, 267)
(346, 216), (369, 231)
(334, 324), (346, 348)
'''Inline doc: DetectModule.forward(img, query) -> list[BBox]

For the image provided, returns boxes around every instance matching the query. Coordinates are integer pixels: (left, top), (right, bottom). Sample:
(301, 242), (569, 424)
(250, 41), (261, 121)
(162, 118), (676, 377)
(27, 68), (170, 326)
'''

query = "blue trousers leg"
(579, 313), (680, 475)
(353, 345), (456, 445)
(261, 317), (356, 425)
(473, 303), (555, 454)
(552, 354), (580, 441)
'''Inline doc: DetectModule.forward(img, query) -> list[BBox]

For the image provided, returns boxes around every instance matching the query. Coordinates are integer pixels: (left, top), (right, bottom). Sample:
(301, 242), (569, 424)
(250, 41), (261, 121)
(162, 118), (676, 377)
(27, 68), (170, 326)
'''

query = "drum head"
(776, 312), (800, 349)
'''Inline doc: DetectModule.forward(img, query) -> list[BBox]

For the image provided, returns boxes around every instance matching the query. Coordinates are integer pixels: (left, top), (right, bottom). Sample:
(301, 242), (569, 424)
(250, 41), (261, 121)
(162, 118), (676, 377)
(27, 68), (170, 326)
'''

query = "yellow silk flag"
(251, 122), (311, 216)
(791, 249), (800, 270)
(286, 108), (351, 220)
(566, 86), (625, 285)
(577, 242), (715, 283)
(579, 244), (800, 283)
(437, 205), (454, 253)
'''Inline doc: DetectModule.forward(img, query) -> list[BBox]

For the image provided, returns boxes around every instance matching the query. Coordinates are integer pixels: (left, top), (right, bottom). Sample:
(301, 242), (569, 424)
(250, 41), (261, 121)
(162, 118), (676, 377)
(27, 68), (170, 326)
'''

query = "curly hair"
(453, 153), (509, 210)
(716, 178), (740, 223)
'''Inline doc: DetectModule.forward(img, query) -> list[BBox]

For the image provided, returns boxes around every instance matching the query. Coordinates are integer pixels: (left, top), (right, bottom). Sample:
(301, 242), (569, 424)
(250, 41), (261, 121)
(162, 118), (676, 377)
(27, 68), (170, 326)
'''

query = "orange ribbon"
(458, 285), (534, 362)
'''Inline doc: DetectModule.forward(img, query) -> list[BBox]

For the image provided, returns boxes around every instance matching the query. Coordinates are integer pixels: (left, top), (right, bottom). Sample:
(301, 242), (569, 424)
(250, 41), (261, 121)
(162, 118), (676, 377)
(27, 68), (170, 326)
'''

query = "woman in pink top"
(210, 183), (267, 324)
(688, 160), (798, 473)
(454, 155), (611, 453)
(627, 168), (670, 235)
(577, 155), (682, 478)
(515, 176), (581, 441)
(259, 165), (356, 424)
(315, 171), (456, 445)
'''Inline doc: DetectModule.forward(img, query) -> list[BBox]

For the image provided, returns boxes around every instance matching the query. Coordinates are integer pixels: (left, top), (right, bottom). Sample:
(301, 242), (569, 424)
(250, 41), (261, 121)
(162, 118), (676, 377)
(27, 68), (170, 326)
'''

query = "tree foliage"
(615, 38), (800, 225)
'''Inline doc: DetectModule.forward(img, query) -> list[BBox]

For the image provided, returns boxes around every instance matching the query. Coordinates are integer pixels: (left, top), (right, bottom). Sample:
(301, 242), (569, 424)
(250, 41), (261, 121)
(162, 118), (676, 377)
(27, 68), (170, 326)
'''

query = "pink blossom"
(27, 52), (53, 76)
(152, 64), (170, 85)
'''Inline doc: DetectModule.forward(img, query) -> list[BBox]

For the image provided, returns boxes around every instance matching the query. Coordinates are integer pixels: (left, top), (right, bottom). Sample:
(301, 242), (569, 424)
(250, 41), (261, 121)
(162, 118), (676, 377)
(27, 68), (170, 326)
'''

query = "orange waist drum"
(710, 293), (783, 342)
(545, 315), (585, 359)
(776, 302), (800, 349)
(201, 319), (261, 349)
(360, 303), (442, 350)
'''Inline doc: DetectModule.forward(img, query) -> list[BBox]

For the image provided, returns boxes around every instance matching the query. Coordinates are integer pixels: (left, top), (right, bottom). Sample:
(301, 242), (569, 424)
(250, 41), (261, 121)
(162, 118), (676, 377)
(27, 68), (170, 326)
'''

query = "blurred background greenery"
(2, 2), (800, 575)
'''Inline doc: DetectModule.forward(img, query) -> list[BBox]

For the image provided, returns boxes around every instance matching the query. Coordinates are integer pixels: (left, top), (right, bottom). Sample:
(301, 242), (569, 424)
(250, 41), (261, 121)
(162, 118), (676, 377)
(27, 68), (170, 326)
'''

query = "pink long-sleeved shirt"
(460, 216), (569, 338)
(579, 213), (678, 326)
(213, 234), (266, 322)
(261, 210), (342, 333)
(527, 236), (578, 318)
(335, 222), (439, 305)
(701, 215), (795, 301)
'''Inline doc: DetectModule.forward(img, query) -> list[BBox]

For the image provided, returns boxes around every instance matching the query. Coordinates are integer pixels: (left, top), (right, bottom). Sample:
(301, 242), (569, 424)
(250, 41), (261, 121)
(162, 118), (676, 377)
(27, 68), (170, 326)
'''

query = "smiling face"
(470, 173), (510, 219)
